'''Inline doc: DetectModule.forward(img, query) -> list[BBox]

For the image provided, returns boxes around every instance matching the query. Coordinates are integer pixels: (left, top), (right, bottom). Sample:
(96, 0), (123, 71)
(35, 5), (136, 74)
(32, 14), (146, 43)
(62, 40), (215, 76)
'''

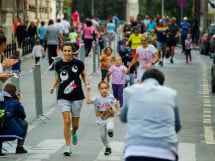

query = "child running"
(185, 33), (193, 63)
(32, 39), (44, 64)
(107, 56), (128, 108)
(99, 47), (113, 81)
(86, 81), (120, 156)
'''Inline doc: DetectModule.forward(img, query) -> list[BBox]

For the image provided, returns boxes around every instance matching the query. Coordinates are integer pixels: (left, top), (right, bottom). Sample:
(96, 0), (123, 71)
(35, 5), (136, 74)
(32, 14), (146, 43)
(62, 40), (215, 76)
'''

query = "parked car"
(199, 23), (215, 55)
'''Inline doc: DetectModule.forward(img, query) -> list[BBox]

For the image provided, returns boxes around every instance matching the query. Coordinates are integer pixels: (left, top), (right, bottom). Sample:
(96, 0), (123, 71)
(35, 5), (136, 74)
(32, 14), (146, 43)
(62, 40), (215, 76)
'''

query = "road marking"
(7, 139), (65, 161)
(94, 142), (196, 161)
(94, 142), (124, 161)
(196, 55), (215, 145)
(4, 140), (196, 161)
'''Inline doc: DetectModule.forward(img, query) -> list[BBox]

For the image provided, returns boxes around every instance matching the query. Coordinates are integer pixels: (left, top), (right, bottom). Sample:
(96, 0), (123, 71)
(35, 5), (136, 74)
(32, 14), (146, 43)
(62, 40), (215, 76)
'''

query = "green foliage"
(67, 0), (194, 22)
(69, 0), (126, 20)
(139, 0), (194, 22)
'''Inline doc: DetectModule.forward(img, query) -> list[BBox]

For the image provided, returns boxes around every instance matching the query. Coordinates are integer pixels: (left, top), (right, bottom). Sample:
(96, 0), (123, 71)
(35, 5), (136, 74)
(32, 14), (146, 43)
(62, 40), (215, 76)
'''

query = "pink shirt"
(83, 25), (95, 39)
(136, 45), (157, 70)
(136, 45), (157, 80)
(109, 65), (127, 85)
(72, 11), (79, 23)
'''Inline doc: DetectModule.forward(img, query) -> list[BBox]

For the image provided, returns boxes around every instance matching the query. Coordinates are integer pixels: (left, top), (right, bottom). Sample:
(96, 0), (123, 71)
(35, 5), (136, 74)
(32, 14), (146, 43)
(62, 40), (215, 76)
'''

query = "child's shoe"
(104, 147), (112, 155)
(16, 146), (28, 154)
(108, 131), (114, 137)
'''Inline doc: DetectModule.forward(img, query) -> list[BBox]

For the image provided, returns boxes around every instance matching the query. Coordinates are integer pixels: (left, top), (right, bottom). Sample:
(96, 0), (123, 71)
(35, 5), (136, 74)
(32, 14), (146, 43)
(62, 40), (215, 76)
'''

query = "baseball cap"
(183, 17), (188, 21)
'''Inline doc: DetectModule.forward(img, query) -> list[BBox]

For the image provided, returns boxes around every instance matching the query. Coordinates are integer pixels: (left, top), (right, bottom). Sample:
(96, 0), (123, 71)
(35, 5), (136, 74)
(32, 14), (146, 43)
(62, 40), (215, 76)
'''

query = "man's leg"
(170, 46), (175, 63)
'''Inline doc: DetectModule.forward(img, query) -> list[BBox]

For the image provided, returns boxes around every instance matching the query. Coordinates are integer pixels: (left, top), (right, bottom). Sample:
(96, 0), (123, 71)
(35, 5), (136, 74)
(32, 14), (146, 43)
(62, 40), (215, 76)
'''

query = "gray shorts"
(57, 99), (84, 117)
(156, 41), (166, 50)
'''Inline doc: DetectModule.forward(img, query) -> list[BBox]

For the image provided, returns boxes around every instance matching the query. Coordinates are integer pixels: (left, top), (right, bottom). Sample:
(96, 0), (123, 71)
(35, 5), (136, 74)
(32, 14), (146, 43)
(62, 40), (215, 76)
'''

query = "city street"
(1, 47), (215, 161)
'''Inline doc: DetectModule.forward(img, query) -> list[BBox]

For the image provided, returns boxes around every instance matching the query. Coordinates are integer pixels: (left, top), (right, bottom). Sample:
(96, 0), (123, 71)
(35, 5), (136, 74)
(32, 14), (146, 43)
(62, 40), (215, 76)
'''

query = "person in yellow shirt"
(127, 26), (142, 58)
(126, 26), (142, 78)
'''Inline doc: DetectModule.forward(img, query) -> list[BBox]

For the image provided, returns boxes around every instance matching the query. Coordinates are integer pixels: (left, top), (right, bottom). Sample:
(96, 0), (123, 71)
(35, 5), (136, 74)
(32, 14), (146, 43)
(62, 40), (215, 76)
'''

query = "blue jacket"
(120, 78), (182, 156)
(0, 92), (26, 140)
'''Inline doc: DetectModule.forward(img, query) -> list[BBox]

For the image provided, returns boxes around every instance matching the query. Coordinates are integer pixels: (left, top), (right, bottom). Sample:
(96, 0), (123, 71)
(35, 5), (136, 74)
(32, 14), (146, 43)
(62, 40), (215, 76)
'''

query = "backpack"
(0, 99), (10, 129)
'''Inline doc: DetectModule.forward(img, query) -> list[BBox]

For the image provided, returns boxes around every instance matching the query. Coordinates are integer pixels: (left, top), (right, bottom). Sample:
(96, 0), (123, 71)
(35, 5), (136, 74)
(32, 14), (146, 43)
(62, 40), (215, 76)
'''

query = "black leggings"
(83, 38), (93, 57)
(185, 49), (192, 60)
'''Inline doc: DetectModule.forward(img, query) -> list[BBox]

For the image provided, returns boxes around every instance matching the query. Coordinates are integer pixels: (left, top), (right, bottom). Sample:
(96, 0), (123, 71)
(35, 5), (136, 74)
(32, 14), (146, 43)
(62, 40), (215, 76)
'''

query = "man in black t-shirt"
(167, 17), (180, 63)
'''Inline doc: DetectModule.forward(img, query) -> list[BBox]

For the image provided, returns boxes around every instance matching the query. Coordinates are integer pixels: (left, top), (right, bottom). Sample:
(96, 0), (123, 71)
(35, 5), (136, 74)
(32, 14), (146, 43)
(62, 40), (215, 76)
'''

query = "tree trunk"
(146, 0), (152, 16)
(71, 0), (78, 12)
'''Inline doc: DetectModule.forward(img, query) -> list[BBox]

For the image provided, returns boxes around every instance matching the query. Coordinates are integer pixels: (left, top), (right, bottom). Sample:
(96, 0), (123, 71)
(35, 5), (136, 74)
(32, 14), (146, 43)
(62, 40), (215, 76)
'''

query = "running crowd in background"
(11, 11), (198, 68)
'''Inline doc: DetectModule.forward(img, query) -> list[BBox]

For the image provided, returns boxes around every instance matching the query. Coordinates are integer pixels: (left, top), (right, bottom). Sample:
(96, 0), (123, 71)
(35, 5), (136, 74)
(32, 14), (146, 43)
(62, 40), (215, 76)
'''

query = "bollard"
(33, 64), (43, 117)
(97, 43), (100, 69)
(93, 43), (97, 73)
(10, 70), (20, 93)
(79, 43), (85, 62)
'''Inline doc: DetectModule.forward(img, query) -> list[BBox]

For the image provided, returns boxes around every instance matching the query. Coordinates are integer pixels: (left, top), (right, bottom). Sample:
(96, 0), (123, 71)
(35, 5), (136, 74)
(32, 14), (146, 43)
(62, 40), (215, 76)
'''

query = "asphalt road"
(1, 47), (215, 161)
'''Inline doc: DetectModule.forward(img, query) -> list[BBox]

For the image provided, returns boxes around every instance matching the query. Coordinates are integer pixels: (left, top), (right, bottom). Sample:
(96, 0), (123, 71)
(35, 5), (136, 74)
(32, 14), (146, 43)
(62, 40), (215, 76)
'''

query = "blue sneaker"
(63, 146), (72, 156)
(72, 134), (78, 145)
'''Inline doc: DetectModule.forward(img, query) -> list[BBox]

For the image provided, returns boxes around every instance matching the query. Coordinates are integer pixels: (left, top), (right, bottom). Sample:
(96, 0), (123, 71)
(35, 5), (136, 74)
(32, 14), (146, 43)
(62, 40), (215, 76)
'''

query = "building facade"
(0, 0), (63, 44)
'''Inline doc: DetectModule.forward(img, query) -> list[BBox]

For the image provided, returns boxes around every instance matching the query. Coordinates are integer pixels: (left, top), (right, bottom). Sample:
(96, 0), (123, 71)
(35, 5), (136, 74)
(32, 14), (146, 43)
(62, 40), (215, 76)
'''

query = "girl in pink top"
(83, 19), (95, 57)
(185, 34), (193, 63)
(107, 56), (128, 107)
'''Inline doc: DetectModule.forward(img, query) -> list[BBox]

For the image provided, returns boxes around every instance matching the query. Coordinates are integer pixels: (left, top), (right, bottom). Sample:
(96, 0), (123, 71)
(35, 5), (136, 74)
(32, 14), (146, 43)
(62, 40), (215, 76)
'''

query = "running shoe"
(63, 146), (72, 156)
(72, 134), (78, 145)
(104, 147), (112, 155)
(170, 59), (174, 64)
(159, 61), (163, 66)
(108, 131), (114, 137)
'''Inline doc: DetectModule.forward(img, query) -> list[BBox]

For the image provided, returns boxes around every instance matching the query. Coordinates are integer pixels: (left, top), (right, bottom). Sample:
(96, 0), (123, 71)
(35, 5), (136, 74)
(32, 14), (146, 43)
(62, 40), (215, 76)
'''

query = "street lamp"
(161, 0), (164, 18)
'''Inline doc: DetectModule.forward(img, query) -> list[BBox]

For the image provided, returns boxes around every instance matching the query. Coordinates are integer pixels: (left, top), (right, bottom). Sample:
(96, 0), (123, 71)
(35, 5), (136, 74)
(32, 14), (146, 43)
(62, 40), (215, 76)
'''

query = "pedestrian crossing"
(3, 140), (196, 161)
(94, 141), (196, 161)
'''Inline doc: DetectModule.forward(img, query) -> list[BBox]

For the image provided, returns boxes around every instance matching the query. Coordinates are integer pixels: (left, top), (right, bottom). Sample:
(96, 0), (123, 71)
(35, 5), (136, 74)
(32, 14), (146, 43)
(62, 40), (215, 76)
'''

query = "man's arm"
(1, 58), (18, 70)
(0, 73), (11, 82)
